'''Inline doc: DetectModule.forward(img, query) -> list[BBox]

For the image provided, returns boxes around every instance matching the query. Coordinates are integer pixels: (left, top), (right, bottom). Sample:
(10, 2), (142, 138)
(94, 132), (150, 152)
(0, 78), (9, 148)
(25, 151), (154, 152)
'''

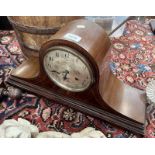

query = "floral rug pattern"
(0, 20), (155, 138)
(110, 20), (155, 90)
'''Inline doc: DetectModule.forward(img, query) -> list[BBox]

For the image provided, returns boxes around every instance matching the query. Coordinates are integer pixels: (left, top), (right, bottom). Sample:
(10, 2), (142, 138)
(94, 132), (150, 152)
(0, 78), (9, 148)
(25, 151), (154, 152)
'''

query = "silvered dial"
(43, 46), (93, 92)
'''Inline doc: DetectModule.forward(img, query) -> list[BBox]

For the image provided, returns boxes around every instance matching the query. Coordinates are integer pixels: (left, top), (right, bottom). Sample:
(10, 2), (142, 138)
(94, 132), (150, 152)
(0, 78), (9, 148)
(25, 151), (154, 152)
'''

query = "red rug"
(0, 20), (155, 138)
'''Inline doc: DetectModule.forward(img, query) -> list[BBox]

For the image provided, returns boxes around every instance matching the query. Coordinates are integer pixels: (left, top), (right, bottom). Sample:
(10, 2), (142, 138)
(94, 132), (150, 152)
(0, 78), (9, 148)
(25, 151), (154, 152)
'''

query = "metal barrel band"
(8, 17), (60, 35)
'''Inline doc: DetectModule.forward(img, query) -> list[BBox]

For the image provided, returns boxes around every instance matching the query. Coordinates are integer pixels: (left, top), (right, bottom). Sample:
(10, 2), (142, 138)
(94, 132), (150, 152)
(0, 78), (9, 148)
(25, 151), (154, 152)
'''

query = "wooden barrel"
(8, 16), (83, 58)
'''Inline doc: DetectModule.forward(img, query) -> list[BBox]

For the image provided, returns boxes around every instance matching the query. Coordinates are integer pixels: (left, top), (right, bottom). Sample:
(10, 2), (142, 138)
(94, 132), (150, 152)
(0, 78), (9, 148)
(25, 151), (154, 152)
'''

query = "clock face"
(43, 46), (93, 92)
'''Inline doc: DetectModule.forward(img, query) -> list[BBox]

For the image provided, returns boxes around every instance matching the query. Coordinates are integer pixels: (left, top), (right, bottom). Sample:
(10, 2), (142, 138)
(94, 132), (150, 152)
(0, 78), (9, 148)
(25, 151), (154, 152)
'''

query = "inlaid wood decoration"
(7, 17), (146, 136)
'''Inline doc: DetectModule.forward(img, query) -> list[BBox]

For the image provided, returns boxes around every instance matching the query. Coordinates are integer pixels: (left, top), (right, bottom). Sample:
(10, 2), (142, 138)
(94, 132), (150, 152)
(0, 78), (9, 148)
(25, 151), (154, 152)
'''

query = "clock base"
(7, 75), (145, 136)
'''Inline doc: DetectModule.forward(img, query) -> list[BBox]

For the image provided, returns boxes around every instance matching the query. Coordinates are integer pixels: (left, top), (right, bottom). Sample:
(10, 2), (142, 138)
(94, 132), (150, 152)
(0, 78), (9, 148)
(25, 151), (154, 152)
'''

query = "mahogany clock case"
(7, 19), (147, 136)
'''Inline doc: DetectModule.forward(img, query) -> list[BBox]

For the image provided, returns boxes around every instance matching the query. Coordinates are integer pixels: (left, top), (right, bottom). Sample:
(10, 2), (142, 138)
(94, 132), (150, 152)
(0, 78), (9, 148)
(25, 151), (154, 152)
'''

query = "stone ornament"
(0, 118), (106, 138)
(36, 131), (70, 138)
(146, 80), (155, 104)
(71, 127), (106, 138)
(36, 127), (106, 138)
(0, 118), (39, 138)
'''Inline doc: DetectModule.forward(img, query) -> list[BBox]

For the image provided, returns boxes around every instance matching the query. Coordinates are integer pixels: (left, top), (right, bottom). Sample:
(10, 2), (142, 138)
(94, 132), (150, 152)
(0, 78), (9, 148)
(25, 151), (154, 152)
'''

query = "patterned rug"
(0, 20), (155, 138)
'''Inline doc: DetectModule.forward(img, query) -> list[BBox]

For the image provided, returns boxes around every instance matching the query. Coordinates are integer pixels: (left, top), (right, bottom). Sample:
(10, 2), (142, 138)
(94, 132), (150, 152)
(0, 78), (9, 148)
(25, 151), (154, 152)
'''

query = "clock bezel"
(43, 45), (94, 92)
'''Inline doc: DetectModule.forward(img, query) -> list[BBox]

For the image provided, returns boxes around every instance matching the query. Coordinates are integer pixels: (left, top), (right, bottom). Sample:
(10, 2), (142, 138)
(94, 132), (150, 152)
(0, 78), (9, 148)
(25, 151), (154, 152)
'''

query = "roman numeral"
(56, 52), (59, 57)
(49, 57), (53, 61)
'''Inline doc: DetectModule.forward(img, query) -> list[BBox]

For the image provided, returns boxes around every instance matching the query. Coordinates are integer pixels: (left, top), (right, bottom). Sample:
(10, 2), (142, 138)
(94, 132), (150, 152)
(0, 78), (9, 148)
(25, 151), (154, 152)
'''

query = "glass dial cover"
(43, 46), (93, 92)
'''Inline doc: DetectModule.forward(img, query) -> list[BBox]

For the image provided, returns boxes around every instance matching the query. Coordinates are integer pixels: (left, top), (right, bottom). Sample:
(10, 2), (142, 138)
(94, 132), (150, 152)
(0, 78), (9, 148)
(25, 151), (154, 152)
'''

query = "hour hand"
(62, 70), (69, 80)
(51, 70), (60, 74)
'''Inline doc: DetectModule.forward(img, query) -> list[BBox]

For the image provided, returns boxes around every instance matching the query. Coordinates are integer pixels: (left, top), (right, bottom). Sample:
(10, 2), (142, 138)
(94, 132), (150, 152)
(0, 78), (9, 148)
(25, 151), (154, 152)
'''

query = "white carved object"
(71, 127), (106, 138)
(36, 127), (106, 138)
(146, 80), (155, 104)
(36, 131), (71, 138)
(0, 118), (106, 138)
(0, 118), (39, 138)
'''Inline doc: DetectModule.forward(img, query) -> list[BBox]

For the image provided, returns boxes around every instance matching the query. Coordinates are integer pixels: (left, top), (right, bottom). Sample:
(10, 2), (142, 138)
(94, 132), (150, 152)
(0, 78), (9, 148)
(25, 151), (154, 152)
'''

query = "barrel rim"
(8, 16), (61, 35)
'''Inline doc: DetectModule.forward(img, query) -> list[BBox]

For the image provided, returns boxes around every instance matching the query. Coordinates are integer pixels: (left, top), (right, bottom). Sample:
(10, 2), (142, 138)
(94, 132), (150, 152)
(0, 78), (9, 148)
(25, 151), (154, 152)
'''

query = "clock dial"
(43, 46), (93, 92)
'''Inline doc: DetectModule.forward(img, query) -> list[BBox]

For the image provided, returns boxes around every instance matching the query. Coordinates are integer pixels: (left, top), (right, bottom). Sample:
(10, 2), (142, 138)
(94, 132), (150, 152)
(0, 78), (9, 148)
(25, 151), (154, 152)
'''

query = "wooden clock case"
(7, 19), (147, 136)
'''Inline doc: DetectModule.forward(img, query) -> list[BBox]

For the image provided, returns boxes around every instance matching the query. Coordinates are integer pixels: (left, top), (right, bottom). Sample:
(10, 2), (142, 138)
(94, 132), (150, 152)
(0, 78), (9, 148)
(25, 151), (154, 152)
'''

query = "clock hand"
(51, 70), (60, 74)
(51, 70), (69, 80)
(62, 70), (69, 80)
(75, 77), (79, 81)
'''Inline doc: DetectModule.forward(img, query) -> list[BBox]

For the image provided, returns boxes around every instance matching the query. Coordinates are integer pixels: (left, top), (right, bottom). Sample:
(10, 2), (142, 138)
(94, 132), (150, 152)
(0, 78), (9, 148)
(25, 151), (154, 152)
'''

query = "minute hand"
(51, 70), (60, 74)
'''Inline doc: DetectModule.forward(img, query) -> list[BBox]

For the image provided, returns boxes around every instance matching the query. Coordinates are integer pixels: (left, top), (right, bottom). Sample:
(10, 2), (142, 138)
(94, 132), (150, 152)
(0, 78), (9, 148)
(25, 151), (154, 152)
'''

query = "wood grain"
(8, 16), (83, 58)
